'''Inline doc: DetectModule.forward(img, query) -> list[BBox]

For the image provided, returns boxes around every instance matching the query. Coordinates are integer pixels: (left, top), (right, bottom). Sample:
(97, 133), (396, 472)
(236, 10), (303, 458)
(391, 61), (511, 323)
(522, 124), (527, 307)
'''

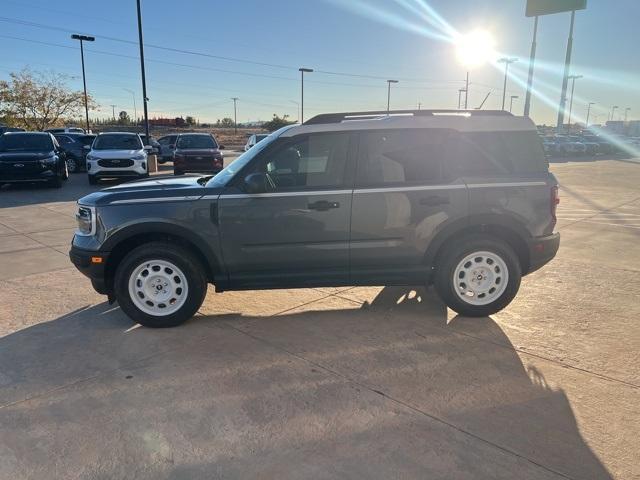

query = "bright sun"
(455, 30), (496, 68)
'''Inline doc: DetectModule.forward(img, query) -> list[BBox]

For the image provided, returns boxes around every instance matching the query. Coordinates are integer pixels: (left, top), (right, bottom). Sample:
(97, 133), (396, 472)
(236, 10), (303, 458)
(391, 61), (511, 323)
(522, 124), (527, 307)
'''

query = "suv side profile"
(70, 110), (560, 328)
(86, 132), (152, 185)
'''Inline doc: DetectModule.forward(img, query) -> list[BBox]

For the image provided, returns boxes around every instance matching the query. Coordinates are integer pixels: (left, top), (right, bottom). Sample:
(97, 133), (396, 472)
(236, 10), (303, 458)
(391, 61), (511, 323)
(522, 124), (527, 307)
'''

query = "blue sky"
(1, 0), (638, 125)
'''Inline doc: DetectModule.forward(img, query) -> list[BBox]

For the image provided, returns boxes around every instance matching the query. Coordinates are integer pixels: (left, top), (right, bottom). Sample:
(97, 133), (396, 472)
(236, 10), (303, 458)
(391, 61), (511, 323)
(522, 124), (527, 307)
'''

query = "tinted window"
(158, 135), (177, 145)
(177, 135), (217, 149)
(0, 134), (53, 152)
(79, 135), (96, 146)
(55, 136), (72, 145)
(448, 131), (547, 176)
(93, 134), (142, 150)
(357, 129), (446, 187)
(252, 133), (350, 189)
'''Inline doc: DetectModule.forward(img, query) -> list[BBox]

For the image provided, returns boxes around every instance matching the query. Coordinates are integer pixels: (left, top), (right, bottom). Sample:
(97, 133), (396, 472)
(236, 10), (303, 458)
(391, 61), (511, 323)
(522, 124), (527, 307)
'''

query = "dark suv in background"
(0, 132), (68, 188)
(70, 110), (560, 328)
(54, 133), (96, 173)
(173, 133), (224, 175)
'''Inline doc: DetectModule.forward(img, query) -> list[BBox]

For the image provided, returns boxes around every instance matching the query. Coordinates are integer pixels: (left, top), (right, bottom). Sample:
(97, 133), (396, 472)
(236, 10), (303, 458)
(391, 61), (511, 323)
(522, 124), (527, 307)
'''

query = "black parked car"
(139, 134), (161, 155)
(0, 132), (68, 188)
(54, 133), (96, 173)
(173, 133), (224, 175)
(157, 134), (178, 164)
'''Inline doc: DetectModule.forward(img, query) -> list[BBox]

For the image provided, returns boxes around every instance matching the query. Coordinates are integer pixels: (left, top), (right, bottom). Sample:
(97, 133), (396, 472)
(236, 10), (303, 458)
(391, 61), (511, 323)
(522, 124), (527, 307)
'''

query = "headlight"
(39, 156), (57, 166)
(86, 153), (99, 161)
(75, 205), (96, 236)
(132, 153), (146, 160)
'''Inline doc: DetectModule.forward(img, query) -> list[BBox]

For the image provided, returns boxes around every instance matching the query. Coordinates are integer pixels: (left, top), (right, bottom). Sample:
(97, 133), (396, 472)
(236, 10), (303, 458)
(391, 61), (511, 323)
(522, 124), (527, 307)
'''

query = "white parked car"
(85, 132), (151, 185)
(244, 133), (269, 151)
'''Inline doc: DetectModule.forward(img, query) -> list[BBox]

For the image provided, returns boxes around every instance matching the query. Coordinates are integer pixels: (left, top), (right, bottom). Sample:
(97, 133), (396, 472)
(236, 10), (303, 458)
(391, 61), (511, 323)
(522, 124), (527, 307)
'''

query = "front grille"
(97, 158), (134, 168)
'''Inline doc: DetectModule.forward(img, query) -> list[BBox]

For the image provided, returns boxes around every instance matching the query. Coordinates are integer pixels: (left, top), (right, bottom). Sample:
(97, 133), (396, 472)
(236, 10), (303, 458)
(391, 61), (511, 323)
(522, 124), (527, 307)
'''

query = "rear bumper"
(527, 232), (560, 274)
(69, 245), (111, 295)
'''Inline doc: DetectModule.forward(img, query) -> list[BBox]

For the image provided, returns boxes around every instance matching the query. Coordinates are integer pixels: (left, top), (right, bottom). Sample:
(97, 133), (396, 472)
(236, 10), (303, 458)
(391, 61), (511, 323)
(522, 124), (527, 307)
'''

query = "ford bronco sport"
(70, 110), (560, 328)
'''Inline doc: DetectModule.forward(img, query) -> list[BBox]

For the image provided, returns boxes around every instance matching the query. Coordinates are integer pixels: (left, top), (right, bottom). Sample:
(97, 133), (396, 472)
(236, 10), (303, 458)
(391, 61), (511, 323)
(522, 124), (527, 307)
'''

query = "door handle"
(308, 200), (340, 211)
(420, 195), (450, 206)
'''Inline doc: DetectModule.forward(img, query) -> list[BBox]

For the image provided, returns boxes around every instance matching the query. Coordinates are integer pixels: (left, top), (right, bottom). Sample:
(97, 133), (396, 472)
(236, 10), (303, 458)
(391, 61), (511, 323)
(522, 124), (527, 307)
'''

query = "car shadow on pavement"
(0, 287), (612, 479)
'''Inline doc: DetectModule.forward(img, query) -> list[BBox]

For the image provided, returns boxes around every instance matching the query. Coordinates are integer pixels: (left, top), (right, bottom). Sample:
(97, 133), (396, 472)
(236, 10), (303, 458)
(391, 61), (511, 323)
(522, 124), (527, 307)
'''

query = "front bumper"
(69, 245), (111, 295)
(527, 232), (560, 274)
(86, 159), (147, 177)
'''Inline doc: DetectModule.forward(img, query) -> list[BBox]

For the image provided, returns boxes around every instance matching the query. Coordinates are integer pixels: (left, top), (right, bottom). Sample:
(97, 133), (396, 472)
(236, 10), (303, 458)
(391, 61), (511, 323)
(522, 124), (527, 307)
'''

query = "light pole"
(457, 88), (466, 109)
(464, 71), (469, 109)
(609, 105), (618, 121)
(556, 10), (577, 130)
(136, 0), (150, 140)
(386, 79), (399, 113)
(524, 15), (539, 117)
(585, 102), (595, 127)
(110, 104), (116, 122)
(231, 97), (238, 134)
(624, 107), (631, 122)
(567, 74), (582, 129)
(123, 88), (137, 124)
(70, 34), (95, 132)
(417, 102), (422, 110)
(299, 68), (313, 123)
(509, 95), (519, 113)
(498, 57), (518, 110)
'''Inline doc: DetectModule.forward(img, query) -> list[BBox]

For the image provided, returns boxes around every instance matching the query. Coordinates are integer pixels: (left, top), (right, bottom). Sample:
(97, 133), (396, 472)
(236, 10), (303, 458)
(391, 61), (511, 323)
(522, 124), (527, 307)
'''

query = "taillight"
(550, 185), (559, 229)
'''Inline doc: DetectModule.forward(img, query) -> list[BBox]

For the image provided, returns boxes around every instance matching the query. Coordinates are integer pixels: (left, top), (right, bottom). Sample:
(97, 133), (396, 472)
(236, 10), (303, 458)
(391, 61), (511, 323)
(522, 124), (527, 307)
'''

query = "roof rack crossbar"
(304, 109), (512, 125)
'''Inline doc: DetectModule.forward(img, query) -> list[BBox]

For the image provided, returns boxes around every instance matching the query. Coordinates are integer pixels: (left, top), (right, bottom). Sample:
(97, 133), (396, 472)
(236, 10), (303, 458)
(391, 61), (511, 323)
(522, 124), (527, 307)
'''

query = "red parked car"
(173, 133), (224, 175)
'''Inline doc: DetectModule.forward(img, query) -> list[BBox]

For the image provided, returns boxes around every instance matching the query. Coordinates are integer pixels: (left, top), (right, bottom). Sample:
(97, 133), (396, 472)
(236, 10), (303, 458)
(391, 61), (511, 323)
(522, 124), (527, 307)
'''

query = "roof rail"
(304, 109), (513, 125)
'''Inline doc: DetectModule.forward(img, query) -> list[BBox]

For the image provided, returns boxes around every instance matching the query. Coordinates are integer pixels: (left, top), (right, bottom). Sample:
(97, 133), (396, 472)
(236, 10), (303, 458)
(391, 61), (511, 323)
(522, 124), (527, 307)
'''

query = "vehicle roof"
(97, 132), (140, 136)
(282, 110), (537, 137)
(2, 131), (51, 136)
(177, 132), (212, 136)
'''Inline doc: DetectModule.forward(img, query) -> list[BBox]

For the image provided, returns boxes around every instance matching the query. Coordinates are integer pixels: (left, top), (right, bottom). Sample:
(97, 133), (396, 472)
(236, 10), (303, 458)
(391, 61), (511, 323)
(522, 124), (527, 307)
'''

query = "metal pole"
(231, 97), (238, 134)
(523, 15), (538, 117)
(387, 81), (391, 113)
(458, 89), (462, 109)
(464, 72), (469, 109)
(298, 68), (313, 124)
(586, 102), (594, 127)
(136, 0), (150, 139)
(78, 39), (90, 131)
(509, 96), (518, 113)
(111, 104), (116, 121)
(556, 10), (576, 130)
(567, 76), (579, 128)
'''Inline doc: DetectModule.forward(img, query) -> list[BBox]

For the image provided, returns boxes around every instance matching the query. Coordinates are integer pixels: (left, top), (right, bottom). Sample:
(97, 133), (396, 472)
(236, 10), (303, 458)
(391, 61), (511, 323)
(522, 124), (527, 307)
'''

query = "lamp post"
(136, 0), (150, 140)
(624, 107), (631, 122)
(298, 68), (313, 123)
(567, 74), (582, 129)
(457, 88), (466, 109)
(386, 79), (399, 113)
(123, 88), (137, 124)
(609, 105), (618, 121)
(585, 102), (595, 127)
(464, 71), (469, 109)
(70, 34), (95, 132)
(231, 97), (238, 134)
(509, 95), (519, 113)
(498, 57), (518, 110)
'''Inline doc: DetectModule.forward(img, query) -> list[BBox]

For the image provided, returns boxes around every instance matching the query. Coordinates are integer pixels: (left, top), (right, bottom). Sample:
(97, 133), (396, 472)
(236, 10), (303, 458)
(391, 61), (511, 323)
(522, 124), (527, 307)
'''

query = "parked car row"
(540, 133), (626, 157)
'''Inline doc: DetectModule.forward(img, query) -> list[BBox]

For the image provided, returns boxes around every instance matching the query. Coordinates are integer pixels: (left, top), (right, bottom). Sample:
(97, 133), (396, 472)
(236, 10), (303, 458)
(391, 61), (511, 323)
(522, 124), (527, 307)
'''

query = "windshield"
(0, 134), (53, 152)
(93, 134), (142, 150)
(207, 128), (287, 188)
(80, 135), (96, 146)
(177, 135), (217, 149)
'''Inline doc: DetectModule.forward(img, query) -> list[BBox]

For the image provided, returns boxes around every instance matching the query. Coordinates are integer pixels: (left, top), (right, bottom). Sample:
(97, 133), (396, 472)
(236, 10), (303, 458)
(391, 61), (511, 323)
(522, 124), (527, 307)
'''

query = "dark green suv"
(70, 110), (560, 327)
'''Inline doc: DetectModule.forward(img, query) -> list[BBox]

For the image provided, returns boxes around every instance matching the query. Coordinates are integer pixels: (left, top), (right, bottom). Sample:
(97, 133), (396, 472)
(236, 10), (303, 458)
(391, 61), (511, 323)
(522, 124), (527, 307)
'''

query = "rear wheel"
(435, 235), (521, 317)
(114, 242), (207, 328)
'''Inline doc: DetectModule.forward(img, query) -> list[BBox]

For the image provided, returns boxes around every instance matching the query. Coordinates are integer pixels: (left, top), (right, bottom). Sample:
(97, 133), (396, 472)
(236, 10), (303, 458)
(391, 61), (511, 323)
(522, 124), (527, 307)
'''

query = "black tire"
(88, 175), (98, 185)
(67, 157), (78, 174)
(114, 242), (207, 328)
(434, 235), (521, 317)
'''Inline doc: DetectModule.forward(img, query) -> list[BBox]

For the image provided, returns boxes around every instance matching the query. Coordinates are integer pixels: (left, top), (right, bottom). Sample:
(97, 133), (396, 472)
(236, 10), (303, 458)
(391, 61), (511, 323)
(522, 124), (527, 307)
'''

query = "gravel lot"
(0, 156), (638, 479)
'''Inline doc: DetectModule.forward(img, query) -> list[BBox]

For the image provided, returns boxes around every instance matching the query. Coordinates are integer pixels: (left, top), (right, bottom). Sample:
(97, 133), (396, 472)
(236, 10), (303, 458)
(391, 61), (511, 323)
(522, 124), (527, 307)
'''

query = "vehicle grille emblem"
(112, 160), (120, 163)
(13, 163), (24, 167)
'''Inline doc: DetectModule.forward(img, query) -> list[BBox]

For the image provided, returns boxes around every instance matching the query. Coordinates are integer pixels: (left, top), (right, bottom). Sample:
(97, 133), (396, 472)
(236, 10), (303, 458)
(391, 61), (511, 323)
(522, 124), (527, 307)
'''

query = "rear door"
(218, 132), (356, 287)
(350, 128), (469, 284)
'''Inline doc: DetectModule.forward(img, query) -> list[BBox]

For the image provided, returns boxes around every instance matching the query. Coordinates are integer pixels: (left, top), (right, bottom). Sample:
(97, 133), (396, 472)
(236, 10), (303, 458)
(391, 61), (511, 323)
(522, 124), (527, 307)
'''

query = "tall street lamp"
(386, 79), (399, 113)
(585, 102), (595, 127)
(136, 0), (150, 140)
(509, 95), (519, 113)
(567, 74), (582, 129)
(609, 105), (618, 121)
(231, 97), (239, 134)
(70, 34), (95, 132)
(498, 57), (518, 110)
(299, 68), (313, 123)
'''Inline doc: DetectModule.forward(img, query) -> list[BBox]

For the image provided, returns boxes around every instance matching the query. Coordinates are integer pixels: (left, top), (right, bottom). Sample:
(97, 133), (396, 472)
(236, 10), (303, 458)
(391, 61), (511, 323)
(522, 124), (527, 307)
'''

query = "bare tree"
(0, 68), (97, 130)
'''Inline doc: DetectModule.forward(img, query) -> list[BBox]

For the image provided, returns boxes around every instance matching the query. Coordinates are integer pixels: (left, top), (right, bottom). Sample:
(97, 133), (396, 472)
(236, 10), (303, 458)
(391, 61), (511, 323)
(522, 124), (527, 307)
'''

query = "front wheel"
(67, 157), (78, 173)
(435, 235), (521, 317)
(114, 242), (207, 327)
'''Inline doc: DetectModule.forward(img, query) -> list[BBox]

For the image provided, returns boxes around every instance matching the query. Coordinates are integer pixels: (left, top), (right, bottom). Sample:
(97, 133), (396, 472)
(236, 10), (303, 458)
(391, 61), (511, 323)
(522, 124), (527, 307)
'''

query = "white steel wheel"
(128, 259), (189, 316)
(453, 251), (509, 306)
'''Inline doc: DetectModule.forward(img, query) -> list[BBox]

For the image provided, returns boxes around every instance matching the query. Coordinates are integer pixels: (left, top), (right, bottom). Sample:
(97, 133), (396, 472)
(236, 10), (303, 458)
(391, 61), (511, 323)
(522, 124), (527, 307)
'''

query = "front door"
(218, 132), (356, 288)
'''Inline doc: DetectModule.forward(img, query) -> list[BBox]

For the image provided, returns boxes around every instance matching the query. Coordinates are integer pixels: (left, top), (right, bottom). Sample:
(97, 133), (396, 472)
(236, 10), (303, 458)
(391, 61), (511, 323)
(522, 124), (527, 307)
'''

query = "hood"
(78, 175), (223, 207)
(89, 149), (144, 158)
(0, 151), (55, 161)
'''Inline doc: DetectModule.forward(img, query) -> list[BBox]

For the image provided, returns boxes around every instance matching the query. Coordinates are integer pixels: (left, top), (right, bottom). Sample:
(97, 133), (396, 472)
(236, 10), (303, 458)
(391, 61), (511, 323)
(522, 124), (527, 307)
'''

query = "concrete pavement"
(0, 157), (638, 479)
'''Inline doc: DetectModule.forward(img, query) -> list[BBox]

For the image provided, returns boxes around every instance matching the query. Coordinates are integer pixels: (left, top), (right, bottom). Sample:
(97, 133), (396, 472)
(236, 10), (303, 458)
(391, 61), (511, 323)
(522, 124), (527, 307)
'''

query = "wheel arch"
(425, 215), (532, 276)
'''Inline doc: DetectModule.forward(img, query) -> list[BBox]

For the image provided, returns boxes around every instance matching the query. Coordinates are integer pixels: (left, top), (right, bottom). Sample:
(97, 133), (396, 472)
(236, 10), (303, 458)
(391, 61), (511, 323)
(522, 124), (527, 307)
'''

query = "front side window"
(251, 133), (350, 190)
(356, 129), (447, 187)
(93, 134), (142, 150)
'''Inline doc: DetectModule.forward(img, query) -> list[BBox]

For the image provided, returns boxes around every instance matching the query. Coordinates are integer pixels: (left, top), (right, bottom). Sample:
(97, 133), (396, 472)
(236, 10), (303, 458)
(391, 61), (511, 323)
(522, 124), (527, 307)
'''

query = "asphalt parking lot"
(0, 156), (638, 479)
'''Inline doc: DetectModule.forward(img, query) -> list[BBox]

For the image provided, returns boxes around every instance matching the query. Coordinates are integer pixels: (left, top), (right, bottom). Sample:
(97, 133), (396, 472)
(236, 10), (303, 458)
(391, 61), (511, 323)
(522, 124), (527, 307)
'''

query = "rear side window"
(356, 129), (448, 187)
(448, 131), (547, 176)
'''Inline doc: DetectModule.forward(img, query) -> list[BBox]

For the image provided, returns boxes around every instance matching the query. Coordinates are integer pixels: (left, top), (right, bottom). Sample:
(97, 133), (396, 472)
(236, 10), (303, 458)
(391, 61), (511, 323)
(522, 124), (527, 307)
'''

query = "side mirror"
(83, 145), (91, 151)
(143, 145), (153, 151)
(244, 172), (269, 194)
(218, 145), (225, 150)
